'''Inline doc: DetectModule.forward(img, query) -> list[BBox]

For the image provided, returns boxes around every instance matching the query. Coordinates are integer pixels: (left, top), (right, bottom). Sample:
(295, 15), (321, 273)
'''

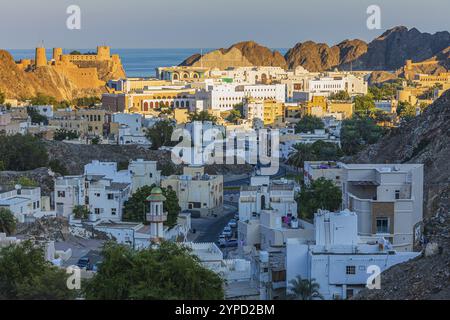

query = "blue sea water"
(8, 48), (288, 78)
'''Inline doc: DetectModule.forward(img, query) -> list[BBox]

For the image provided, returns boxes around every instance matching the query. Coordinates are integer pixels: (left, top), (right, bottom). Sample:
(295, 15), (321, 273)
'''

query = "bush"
(0, 134), (48, 171)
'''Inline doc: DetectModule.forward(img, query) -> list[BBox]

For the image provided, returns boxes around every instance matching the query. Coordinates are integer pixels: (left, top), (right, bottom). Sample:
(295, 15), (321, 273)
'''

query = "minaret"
(145, 187), (167, 242)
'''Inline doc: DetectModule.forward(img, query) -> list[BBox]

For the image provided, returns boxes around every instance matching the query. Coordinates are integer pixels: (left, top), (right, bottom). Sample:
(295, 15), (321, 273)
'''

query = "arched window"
(175, 101), (180, 108)
(155, 102), (159, 108)
(143, 102), (149, 112)
(186, 101), (190, 108)
(173, 73), (179, 80)
(181, 101), (185, 108)
(261, 195), (266, 210)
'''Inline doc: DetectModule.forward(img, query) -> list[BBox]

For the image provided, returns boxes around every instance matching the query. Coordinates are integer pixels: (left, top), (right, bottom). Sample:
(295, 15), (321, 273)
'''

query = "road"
(189, 203), (238, 243)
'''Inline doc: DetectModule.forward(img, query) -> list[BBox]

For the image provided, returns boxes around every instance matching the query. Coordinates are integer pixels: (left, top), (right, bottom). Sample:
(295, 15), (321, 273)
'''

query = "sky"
(1, 0), (449, 49)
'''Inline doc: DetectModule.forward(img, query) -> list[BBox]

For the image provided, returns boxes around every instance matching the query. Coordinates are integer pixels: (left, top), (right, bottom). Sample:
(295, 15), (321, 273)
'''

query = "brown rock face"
(285, 39), (367, 72)
(179, 41), (287, 69)
(359, 26), (450, 70)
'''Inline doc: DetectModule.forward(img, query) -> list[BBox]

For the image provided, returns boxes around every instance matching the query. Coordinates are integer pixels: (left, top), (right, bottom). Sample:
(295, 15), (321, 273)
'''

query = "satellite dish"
(15, 184), (22, 190)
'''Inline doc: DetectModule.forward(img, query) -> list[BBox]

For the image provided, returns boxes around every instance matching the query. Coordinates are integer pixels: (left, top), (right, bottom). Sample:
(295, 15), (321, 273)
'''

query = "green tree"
(0, 241), (76, 300)
(354, 94), (376, 116)
(15, 176), (38, 187)
(29, 93), (58, 106)
(188, 111), (218, 124)
(396, 101), (416, 121)
(70, 50), (82, 55)
(0, 208), (17, 236)
(73, 205), (89, 219)
(0, 90), (5, 105)
(0, 134), (48, 171)
(49, 159), (69, 175)
(295, 115), (324, 133)
(27, 107), (48, 125)
(226, 109), (242, 124)
(340, 116), (384, 155)
(83, 241), (224, 300)
(288, 141), (343, 169)
(298, 178), (342, 220)
(145, 120), (175, 150)
(91, 136), (100, 145)
(328, 90), (350, 101)
(287, 276), (323, 300)
(123, 185), (180, 227)
(72, 96), (100, 107)
(54, 129), (79, 141)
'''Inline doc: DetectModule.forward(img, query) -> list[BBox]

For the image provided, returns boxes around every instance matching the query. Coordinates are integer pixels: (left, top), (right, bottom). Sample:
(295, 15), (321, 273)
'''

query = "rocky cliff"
(0, 50), (124, 101)
(179, 41), (287, 69)
(181, 27), (449, 73)
(349, 90), (450, 299)
(284, 39), (367, 72)
(359, 26), (450, 71)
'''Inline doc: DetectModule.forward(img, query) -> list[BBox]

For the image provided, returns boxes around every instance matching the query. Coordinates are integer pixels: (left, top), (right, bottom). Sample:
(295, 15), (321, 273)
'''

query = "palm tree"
(287, 276), (324, 300)
(287, 143), (314, 169)
(0, 208), (17, 236)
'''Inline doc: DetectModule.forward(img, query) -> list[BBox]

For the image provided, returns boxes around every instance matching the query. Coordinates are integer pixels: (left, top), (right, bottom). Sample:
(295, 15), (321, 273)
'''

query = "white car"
(228, 219), (237, 228)
(222, 227), (232, 237)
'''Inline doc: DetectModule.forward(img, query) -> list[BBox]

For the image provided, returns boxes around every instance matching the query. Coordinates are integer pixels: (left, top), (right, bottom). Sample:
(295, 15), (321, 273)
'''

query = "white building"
(129, 159), (161, 193)
(286, 209), (420, 300)
(54, 175), (85, 217)
(196, 83), (286, 111)
(308, 74), (368, 97)
(56, 160), (160, 220)
(303, 161), (344, 187)
(161, 166), (223, 217)
(0, 185), (41, 223)
(341, 163), (424, 252)
(238, 176), (298, 222)
(85, 175), (131, 222)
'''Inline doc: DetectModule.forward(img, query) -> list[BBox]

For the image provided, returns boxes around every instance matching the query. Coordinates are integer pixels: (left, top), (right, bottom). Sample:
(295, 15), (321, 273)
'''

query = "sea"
(8, 48), (288, 78)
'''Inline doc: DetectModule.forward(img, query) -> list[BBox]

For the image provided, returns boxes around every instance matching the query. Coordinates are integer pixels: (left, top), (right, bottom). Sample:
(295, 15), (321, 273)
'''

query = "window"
(376, 217), (389, 234)
(111, 208), (117, 215)
(107, 193), (114, 200)
(95, 193), (101, 197)
(95, 208), (100, 215)
(346, 289), (354, 299)
(395, 190), (400, 200)
(346, 266), (356, 275)
(57, 191), (66, 198)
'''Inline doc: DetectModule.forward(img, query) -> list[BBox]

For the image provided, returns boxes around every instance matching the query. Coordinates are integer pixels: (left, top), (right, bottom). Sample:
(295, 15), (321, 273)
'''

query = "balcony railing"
(146, 213), (168, 223)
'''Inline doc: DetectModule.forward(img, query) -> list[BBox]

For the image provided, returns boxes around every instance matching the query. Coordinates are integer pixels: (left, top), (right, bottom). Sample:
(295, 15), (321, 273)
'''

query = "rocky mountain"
(284, 39), (367, 72)
(179, 41), (287, 69)
(182, 27), (449, 73)
(349, 90), (450, 299)
(359, 26), (450, 70)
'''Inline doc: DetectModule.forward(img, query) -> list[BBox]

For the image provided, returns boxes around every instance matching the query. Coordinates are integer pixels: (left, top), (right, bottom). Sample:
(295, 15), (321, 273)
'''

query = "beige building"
(49, 108), (109, 137)
(303, 161), (344, 187)
(341, 163), (424, 252)
(161, 166), (223, 217)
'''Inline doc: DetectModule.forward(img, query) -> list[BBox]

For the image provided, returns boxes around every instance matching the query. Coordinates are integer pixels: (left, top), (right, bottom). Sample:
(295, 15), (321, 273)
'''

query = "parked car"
(218, 235), (227, 246)
(223, 239), (238, 247)
(76, 257), (91, 269)
(228, 219), (237, 228)
(222, 226), (232, 237)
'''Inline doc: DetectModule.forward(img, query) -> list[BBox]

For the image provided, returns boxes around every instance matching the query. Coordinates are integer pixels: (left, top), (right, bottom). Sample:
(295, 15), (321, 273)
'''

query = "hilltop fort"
(0, 46), (125, 101)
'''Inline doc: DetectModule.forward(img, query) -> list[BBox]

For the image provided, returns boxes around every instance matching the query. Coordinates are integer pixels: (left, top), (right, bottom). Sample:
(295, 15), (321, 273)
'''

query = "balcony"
(146, 213), (168, 223)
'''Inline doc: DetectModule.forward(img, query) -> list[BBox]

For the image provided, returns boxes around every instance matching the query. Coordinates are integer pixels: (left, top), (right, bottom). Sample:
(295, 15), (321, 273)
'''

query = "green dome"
(146, 187), (166, 202)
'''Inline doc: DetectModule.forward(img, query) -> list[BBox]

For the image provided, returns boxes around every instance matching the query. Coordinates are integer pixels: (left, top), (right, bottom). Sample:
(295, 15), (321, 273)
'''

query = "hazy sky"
(1, 0), (449, 49)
